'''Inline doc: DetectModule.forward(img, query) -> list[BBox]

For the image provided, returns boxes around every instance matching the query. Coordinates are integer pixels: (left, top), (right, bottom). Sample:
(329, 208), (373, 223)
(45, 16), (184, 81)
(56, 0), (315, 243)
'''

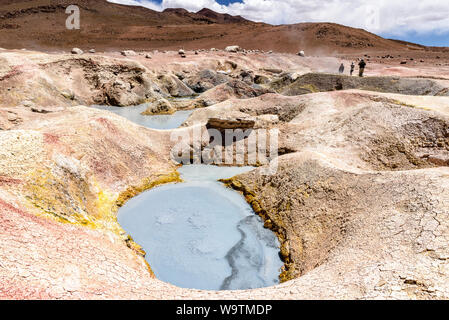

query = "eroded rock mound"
(183, 90), (449, 171)
(183, 69), (229, 93)
(196, 80), (274, 107)
(154, 74), (196, 98)
(223, 152), (449, 298)
(274, 73), (449, 96)
(0, 55), (160, 107)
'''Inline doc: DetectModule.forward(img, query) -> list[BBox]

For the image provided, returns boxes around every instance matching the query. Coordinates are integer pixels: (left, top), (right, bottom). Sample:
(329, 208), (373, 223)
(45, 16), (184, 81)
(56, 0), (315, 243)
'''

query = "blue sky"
(150, 0), (245, 5)
(109, 0), (449, 47)
(216, 0), (243, 4)
(382, 32), (449, 47)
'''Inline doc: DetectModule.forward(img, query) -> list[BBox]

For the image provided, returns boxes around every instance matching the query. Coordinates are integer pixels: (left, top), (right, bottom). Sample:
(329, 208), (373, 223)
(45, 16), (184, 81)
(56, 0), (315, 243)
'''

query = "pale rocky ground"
(1, 48), (449, 300)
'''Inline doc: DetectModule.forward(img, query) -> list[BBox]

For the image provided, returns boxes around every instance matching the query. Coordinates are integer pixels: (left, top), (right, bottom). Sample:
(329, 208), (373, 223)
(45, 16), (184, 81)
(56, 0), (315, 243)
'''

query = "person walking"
(358, 59), (366, 77)
(350, 62), (355, 76)
(339, 63), (345, 74)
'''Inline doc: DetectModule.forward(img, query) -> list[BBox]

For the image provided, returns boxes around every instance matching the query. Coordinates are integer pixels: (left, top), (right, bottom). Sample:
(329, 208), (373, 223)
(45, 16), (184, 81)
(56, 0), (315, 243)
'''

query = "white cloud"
(107, 0), (449, 36)
(107, 0), (162, 11)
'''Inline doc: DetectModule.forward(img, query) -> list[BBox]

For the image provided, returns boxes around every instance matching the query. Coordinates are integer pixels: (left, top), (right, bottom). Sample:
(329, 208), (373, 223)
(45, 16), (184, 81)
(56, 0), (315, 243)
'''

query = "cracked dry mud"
(1, 48), (449, 299)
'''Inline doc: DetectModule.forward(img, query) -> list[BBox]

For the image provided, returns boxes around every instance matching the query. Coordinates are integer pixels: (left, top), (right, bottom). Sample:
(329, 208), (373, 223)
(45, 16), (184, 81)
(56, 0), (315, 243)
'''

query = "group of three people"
(339, 59), (366, 77)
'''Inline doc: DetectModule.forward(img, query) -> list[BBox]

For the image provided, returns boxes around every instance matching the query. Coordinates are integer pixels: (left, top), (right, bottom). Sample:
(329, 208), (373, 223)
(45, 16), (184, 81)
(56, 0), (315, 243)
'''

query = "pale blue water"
(117, 165), (284, 291)
(93, 103), (193, 130)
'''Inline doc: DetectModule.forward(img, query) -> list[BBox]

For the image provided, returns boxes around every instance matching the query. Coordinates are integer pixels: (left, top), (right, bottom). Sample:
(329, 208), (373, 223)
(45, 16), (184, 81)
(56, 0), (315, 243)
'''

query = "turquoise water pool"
(93, 103), (193, 130)
(117, 165), (283, 291)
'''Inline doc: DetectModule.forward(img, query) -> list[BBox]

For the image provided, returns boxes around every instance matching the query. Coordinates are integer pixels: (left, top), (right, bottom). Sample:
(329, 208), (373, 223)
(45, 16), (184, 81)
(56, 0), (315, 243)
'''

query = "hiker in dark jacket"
(339, 63), (345, 74)
(350, 62), (355, 76)
(359, 59), (366, 77)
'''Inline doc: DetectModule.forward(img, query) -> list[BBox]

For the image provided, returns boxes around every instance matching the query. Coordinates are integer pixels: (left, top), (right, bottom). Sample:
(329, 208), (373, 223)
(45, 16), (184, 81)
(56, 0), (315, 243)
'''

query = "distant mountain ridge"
(161, 7), (250, 24)
(195, 8), (249, 24)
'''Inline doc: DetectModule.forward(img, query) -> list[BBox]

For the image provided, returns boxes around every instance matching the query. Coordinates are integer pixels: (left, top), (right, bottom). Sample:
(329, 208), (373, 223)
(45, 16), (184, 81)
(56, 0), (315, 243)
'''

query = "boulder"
(240, 70), (255, 84)
(297, 50), (305, 57)
(206, 117), (255, 131)
(225, 60), (238, 69)
(262, 68), (283, 74)
(21, 100), (35, 108)
(195, 79), (273, 107)
(145, 54), (152, 59)
(141, 98), (176, 115)
(31, 106), (65, 114)
(289, 72), (301, 81)
(121, 50), (137, 57)
(254, 114), (279, 127)
(71, 48), (83, 55)
(183, 69), (229, 93)
(225, 45), (241, 53)
(89, 49), (96, 54)
(156, 74), (196, 97)
(175, 72), (185, 80)
(254, 75), (270, 85)
(61, 90), (75, 100)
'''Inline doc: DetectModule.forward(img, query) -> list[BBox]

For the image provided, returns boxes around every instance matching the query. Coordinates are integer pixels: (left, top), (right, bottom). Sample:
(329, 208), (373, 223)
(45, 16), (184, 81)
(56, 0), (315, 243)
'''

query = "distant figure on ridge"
(339, 63), (345, 74)
(359, 59), (366, 77)
(350, 62), (355, 76)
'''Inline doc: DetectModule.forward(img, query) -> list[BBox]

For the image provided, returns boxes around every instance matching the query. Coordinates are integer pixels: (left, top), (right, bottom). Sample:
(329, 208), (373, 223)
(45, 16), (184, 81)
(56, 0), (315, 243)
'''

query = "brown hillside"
(0, 0), (445, 55)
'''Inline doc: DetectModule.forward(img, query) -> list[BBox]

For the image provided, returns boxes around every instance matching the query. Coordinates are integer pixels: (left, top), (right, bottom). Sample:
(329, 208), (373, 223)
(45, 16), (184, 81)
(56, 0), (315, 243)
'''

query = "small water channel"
(118, 165), (284, 290)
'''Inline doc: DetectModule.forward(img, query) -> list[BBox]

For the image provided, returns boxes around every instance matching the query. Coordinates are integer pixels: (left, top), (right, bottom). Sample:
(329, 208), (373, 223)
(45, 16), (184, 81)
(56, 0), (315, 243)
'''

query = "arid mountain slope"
(0, 0), (444, 55)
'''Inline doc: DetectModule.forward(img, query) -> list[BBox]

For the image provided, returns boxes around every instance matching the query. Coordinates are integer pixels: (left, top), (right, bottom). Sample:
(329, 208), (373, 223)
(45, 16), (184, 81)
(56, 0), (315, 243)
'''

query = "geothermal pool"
(93, 103), (193, 130)
(117, 165), (284, 291)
